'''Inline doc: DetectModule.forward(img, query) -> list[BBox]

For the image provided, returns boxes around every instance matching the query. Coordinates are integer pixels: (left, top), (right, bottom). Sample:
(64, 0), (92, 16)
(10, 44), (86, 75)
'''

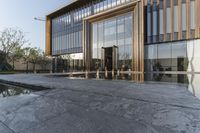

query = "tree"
(37, 52), (51, 70)
(0, 51), (12, 70)
(29, 47), (41, 72)
(22, 47), (43, 73)
(0, 28), (28, 70)
(0, 51), (6, 64)
(22, 47), (31, 73)
(9, 46), (24, 70)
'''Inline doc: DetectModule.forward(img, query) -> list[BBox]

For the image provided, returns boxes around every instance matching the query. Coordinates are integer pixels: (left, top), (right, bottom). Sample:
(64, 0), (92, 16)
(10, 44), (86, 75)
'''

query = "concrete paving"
(0, 74), (200, 133)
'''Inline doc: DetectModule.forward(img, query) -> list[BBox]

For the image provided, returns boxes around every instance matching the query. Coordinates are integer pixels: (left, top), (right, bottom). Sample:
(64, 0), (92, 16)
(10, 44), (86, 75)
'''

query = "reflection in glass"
(91, 13), (133, 71)
(58, 53), (84, 72)
(144, 39), (200, 73)
(51, 0), (136, 55)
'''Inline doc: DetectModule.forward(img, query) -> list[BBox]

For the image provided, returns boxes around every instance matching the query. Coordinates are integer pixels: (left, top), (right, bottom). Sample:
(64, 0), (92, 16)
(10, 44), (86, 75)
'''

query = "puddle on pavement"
(0, 83), (32, 98)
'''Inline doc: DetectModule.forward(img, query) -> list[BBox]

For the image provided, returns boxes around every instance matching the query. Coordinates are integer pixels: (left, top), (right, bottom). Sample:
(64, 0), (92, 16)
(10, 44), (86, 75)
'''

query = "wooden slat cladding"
(132, 1), (144, 82)
(83, 20), (91, 71)
(145, 0), (200, 43)
(45, 17), (51, 56)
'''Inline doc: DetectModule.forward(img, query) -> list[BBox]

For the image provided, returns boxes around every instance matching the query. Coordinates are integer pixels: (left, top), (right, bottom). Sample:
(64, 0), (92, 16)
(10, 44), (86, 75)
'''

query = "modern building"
(46, 0), (200, 81)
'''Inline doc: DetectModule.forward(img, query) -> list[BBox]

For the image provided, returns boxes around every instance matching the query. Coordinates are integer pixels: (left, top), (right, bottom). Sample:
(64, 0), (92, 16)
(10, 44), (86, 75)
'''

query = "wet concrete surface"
(0, 74), (200, 133)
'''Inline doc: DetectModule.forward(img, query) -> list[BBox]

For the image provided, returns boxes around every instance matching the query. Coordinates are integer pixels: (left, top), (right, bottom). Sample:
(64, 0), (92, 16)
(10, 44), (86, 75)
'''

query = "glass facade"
(49, 0), (200, 75)
(147, 0), (152, 43)
(61, 53), (84, 72)
(51, 0), (136, 72)
(159, 0), (164, 42)
(51, 0), (136, 56)
(152, 0), (158, 43)
(182, 0), (187, 39)
(53, 53), (84, 72)
(174, 0), (179, 40)
(166, 0), (171, 41)
(144, 0), (200, 75)
(145, 40), (200, 73)
(190, 0), (195, 38)
(52, 13), (83, 56)
(91, 13), (133, 71)
(146, 0), (199, 43)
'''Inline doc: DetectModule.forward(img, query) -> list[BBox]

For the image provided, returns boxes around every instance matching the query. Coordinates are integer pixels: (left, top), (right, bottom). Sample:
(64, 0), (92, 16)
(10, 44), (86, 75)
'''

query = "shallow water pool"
(0, 83), (32, 98)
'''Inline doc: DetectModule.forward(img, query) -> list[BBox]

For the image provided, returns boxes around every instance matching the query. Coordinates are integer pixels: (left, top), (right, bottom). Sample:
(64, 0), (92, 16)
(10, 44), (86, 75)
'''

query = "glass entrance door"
(102, 46), (118, 71)
(104, 47), (113, 71)
(112, 46), (118, 71)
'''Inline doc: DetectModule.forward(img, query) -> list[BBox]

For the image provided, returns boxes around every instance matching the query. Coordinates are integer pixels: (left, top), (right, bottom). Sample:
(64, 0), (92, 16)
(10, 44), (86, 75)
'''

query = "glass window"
(118, 45), (125, 60)
(108, 0), (112, 8)
(159, 0), (164, 42)
(172, 42), (187, 58)
(153, 0), (158, 42)
(190, 0), (195, 38)
(157, 43), (172, 71)
(121, 0), (126, 4)
(98, 22), (104, 58)
(112, 0), (117, 7)
(103, 0), (107, 10)
(125, 14), (132, 45)
(174, 0), (179, 40)
(100, 1), (104, 11)
(124, 45), (132, 69)
(92, 23), (98, 58)
(90, 12), (133, 70)
(104, 18), (117, 47)
(166, 0), (171, 41)
(117, 0), (121, 5)
(94, 3), (97, 13)
(147, 0), (152, 43)
(158, 43), (171, 59)
(182, 0), (187, 39)
(145, 44), (158, 59)
(117, 16), (125, 48)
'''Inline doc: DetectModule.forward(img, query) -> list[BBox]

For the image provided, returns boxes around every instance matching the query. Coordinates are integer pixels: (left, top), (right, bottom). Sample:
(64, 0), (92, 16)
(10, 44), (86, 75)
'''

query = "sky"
(0, 0), (71, 50)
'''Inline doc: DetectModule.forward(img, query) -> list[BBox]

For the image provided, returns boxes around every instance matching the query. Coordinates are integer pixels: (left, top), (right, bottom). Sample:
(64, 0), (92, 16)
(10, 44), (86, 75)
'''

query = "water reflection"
(61, 72), (200, 99)
(145, 73), (200, 99)
(144, 73), (189, 84)
(0, 83), (32, 98)
(187, 74), (200, 99)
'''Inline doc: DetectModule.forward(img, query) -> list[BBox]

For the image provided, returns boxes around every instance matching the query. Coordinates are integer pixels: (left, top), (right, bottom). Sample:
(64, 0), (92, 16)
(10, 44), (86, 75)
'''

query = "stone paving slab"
(0, 74), (200, 133)
(0, 74), (199, 109)
(0, 122), (14, 133)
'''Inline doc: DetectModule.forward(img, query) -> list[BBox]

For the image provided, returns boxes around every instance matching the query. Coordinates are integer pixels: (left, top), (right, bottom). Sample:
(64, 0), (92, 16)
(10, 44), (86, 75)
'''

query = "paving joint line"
(0, 121), (16, 133)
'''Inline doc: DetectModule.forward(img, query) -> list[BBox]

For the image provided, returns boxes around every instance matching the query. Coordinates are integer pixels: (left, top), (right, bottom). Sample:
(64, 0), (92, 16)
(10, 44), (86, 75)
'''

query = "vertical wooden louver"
(45, 17), (52, 56)
(144, 0), (200, 42)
